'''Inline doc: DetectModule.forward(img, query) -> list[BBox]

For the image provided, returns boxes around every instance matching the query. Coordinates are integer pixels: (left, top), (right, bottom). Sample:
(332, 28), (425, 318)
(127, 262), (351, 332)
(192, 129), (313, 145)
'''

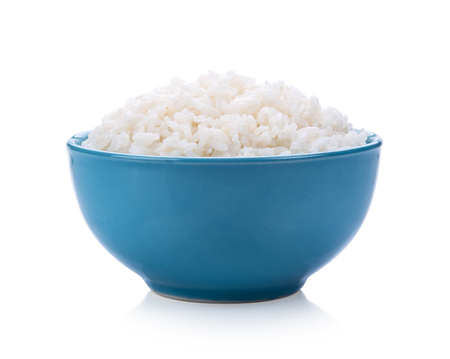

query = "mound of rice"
(81, 71), (368, 157)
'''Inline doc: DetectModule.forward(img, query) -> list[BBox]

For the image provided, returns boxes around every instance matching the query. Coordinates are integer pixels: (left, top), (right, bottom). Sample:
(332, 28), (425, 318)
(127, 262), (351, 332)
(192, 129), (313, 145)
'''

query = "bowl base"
(151, 289), (301, 303)
(146, 279), (306, 303)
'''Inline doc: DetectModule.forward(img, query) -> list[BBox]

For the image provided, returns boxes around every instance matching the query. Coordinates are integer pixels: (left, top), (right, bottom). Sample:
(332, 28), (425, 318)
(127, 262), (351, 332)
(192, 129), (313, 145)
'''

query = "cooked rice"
(81, 71), (368, 157)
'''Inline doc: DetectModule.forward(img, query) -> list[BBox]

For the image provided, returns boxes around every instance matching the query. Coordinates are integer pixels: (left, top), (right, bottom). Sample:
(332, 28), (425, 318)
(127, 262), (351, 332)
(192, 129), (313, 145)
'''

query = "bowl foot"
(146, 279), (306, 303)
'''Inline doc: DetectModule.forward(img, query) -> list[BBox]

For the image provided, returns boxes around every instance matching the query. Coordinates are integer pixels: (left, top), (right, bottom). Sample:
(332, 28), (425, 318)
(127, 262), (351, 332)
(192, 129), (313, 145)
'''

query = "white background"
(1, 0), (449, 358)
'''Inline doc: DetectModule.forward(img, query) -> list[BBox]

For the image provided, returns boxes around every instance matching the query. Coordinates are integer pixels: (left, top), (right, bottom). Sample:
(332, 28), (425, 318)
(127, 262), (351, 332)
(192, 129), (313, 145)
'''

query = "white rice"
(81, 71), (368, 157)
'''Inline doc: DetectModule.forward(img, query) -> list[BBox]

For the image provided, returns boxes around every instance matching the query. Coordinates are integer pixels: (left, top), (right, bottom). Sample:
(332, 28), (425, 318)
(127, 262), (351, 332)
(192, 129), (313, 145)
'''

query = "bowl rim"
(67, 130), (382, 163)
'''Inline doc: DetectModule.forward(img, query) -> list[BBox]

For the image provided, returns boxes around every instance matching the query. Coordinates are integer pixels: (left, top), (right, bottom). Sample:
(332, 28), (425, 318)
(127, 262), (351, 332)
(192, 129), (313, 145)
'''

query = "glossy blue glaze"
(67, 131), (382, 302)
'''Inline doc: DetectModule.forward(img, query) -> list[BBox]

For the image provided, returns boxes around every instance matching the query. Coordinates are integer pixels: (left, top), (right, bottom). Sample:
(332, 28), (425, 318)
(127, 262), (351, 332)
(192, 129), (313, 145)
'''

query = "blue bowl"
(67, 131), (382, 303)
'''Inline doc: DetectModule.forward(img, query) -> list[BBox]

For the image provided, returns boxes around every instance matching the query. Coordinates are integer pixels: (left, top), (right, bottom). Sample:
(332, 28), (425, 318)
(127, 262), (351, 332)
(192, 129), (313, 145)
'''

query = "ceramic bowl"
(67, 131), (382, 302)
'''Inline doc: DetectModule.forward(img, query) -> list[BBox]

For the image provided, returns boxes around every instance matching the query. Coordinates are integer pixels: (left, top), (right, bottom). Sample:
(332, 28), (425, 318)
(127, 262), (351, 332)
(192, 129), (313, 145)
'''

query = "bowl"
(67, 130), (382, 303)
